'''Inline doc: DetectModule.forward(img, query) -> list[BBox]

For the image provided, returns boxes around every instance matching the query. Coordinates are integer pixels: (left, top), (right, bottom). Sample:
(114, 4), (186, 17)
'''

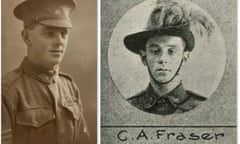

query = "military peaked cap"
(14, 0), (77, 28)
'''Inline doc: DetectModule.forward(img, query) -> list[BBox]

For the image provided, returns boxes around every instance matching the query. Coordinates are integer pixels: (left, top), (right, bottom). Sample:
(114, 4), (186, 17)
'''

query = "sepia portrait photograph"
(2, 0), (97, 144)
(101, 0), (236, 143)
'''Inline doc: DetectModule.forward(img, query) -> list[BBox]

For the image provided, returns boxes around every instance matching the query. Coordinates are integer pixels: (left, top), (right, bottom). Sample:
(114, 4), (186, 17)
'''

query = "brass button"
(172, 98), (180, 103)
(44, 76), (49, 80)
(148, 96), (154, 103)
(34, 120), (39, 125)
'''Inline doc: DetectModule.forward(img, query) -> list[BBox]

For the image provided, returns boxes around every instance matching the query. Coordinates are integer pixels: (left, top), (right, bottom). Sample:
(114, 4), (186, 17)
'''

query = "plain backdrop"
(2, 0), (97, 143)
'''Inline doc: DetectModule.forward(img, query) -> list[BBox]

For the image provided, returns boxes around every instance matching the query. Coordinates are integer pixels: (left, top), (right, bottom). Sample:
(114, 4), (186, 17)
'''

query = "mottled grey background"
(107, 0), (226, 99)
(2, 0), (97, 143)
(101, 0), (236, 143)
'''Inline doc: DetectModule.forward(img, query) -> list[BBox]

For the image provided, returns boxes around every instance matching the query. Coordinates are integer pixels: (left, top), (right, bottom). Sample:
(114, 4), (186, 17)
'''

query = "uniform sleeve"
(2, 102), (13, 144)
(72, 81), (92, 144)
(79, 112), (92, 144)
(1, 81), (16, 144)
(2, 85), (13, 144)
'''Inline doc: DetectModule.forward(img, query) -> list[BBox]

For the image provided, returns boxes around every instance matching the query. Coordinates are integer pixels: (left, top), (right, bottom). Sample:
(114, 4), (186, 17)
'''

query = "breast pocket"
(62, 100), (82, 120)
(16, 107), (56, 128)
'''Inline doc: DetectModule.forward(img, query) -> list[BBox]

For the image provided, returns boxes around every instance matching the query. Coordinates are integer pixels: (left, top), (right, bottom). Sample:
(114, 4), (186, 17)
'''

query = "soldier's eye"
(150, 48), (160, 55)
(168, 49), (176, 55)
(152, 50), (159, 55)
(44, 31), (55, 37)
(61, 30), (68, 38)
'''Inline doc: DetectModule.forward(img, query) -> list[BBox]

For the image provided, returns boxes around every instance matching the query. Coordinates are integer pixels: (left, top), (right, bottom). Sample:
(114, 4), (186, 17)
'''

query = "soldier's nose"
(158, 54), (168, 64)
(53, 33), (65, 46)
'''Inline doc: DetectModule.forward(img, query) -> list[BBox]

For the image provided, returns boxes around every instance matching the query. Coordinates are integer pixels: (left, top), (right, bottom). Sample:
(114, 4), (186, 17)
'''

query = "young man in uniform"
(124, 1), (214, 115)
(2, 0), (91, 143)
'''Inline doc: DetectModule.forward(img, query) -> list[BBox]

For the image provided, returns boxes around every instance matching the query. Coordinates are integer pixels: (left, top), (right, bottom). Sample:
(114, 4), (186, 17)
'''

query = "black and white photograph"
(2, 0), (97, 144)
(101, 0), (236, 143)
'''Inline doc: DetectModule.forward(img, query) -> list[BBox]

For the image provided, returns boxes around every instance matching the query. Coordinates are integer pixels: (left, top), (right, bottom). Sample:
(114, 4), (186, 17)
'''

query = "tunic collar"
(20, 57), (59, 84)
(143, 82), (189, 109)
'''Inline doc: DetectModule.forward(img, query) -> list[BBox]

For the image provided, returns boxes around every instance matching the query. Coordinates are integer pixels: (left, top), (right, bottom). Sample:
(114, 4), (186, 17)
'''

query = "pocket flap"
(63, 102), (82, 120)
(16, 107), (56, 128)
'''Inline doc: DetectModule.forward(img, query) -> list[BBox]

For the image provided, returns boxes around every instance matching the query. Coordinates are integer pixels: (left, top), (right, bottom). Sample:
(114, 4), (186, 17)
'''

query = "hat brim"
(124, 23), (195, 54)
(39, 19), (72, 28)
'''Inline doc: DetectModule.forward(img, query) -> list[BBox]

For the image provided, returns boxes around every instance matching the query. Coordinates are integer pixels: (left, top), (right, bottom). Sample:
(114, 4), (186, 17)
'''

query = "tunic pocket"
(62, 101), (82, 120)
(16, 107), (56, 128)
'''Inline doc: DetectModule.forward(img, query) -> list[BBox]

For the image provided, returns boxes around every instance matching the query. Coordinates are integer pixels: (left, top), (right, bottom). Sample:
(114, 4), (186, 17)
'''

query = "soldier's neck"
(150, 76), (181, 97)
(27, 56), (58, 71)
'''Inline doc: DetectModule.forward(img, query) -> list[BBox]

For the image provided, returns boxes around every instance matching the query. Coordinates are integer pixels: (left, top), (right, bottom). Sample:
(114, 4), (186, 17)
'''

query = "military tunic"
(2, 57), (91, 144)
(127, 83), (206, 115)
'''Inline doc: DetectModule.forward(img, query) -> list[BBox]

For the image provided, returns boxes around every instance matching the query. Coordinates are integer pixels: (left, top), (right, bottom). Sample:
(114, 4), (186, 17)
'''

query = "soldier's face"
(23, 24), (69, 69)
(141, 35), (188, 83)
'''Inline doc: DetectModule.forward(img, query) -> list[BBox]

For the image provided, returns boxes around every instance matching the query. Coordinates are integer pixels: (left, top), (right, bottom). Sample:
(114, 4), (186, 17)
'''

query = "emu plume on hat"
(124, 0), (215, 54)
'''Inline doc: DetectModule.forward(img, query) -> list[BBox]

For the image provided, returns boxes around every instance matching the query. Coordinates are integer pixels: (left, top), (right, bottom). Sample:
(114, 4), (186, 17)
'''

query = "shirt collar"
(143, 82), (189, 109)
(21, 57), (59, 84)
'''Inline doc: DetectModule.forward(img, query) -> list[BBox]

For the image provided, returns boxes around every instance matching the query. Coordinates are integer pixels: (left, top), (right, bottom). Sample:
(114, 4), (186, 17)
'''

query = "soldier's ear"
(21, 29), (32, 46)
(139, 49), (147, 66)
(183, 51), (190, 64)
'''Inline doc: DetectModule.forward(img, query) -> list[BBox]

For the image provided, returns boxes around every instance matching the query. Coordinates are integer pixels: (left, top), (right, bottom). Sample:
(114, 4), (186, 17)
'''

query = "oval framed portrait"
(107, 0), (226, 115)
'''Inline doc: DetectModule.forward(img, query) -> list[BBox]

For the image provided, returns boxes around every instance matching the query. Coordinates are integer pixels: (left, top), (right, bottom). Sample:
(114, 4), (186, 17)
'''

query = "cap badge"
(54, 8), (64, 16)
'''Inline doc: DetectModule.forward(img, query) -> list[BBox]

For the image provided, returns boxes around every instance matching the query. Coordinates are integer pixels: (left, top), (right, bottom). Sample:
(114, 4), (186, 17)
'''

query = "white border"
(237, 0), (239, 143)
(97, 0), (101, 144)
(0, 0), (2, 143)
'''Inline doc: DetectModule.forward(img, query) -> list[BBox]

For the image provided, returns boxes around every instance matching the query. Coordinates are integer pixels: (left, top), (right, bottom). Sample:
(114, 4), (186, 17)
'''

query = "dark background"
(2, 0), (97, 143)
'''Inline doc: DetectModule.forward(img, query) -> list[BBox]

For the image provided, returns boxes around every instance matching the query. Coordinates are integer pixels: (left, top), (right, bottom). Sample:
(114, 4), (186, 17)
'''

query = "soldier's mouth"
(157, 68), (171, 72)
(49, 50), (63, 53)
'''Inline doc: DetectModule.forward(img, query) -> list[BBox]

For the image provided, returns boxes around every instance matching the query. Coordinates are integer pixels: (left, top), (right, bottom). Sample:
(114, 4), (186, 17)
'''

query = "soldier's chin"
(48, 58), (62, 66)
(153, 76), (172, 84)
